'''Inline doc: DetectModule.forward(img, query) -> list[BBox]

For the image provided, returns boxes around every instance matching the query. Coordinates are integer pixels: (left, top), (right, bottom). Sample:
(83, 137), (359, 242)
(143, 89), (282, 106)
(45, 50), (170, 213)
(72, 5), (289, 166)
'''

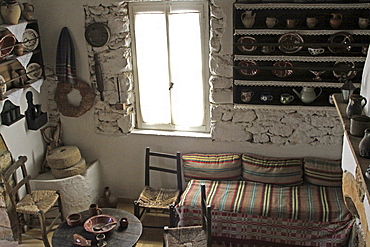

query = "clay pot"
(1, 1), (21, 25)
(359, 129), (370, 158)
(13, 43), (23, 56)
(21, 2), (34, 20)
(98, 187), (118, 208)
(330, 13), (342, 29)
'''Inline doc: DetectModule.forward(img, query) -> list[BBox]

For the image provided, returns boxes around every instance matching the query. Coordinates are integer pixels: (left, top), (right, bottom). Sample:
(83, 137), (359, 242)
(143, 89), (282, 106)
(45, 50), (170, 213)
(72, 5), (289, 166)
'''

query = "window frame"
(129, 1), (210, 133)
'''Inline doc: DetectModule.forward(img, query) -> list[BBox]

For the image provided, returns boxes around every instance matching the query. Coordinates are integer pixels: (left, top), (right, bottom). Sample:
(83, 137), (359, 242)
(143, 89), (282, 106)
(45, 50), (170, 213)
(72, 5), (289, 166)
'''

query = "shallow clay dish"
(84, 214), (117, 234)
(238, 60), (259, 76)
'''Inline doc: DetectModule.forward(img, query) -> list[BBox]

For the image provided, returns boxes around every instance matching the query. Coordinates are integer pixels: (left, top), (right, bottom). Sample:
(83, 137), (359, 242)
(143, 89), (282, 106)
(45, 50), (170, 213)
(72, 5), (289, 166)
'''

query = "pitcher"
(330, 13), (342, 29)
(241, 10), (256, 28)
(346, 94), (367, 119)
(21, 2), (34, 20)
(1, 0), (21, 25)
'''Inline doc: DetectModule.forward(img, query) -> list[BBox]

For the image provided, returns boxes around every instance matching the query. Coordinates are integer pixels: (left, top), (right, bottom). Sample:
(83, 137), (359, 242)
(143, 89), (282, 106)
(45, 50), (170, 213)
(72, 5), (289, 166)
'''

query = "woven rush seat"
(137, 186), (179, 209)
(16, 190), (59, 214)
(164, 226), (207, 246)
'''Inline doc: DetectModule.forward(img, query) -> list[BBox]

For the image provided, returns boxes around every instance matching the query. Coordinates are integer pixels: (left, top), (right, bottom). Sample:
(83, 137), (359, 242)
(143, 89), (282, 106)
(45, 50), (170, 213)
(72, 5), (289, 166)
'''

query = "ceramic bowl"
(83, 214), (117, 234)
(66, 213), (82, 226)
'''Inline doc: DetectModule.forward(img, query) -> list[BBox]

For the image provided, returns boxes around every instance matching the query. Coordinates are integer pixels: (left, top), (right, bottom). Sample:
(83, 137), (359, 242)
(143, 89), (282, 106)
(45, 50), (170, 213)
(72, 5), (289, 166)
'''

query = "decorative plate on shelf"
(26, 63), (42, 80)
(237, 36), (257, 53)
(22, 29), (39, 52)
(278, 33), (304, 54)
(332, 61), (357, 79)
(272, 61), (294, 78)
(328, 32), (353, 54)
(238, 60), (259, 76)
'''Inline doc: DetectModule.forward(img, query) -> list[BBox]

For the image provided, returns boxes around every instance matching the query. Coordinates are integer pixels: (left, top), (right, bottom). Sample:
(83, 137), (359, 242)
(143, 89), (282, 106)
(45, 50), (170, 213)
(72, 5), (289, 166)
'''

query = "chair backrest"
(145, 147), (182, 192)
(200, 184), (212, 247)
(1, 156), (30, 207)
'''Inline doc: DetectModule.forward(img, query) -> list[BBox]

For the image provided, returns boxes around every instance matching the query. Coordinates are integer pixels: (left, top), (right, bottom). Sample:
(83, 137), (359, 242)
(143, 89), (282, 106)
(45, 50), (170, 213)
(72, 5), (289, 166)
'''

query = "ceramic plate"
(278, 33), (304, 54)
(328, 32), (353, 54)
(237, 36), (257, 53)
(272, 61), (294, 78)
(26, 63), (42, 80)
(238, 60), (259, 76)
(333, 61), (357, 79)
(22, 29), (39, 52)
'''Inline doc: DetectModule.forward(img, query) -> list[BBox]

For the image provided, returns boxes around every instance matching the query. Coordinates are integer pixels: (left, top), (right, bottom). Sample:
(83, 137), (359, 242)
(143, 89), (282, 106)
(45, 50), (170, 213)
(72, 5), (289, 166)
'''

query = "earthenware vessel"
(330, 13), (342, 29)
(359, 129), (370, 158)
(241, 11), (256, 28)
(346, 94), (367, 119)
(98, 187), (118, 208)
(1, 0), (21, 25)
(293, 87), (322, 104)
(21, 2), (34, 21)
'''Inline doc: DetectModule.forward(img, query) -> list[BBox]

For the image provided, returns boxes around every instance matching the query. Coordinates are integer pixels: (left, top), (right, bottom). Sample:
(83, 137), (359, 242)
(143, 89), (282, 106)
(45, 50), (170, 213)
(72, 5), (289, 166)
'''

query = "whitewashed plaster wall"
(31, 0), (343, 200)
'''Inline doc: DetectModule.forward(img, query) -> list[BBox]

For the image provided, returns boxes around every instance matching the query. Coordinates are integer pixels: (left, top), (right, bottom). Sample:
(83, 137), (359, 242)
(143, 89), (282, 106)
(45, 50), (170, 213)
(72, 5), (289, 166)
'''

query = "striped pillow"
(242, 154), (303, 186)
(304, 158), (342, 187)
(182, 153), (241, 181)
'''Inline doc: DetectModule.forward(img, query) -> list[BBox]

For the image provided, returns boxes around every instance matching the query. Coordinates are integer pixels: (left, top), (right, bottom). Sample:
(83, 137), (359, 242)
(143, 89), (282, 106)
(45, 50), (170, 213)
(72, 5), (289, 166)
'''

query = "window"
(129, 1), (209, 133)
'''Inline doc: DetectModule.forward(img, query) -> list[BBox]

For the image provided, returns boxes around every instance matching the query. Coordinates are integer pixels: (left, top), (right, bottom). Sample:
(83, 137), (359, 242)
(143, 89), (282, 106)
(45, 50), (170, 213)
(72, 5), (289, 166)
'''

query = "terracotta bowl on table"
(83, 214), (117, 234)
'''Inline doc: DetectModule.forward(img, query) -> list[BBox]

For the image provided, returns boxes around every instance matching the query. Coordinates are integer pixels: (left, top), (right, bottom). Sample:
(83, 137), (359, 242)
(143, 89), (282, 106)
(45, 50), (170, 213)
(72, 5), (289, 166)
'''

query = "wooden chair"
(134, 147), (182, 228)
(1, 156), (64, 247)
(163, 184), (212, 247)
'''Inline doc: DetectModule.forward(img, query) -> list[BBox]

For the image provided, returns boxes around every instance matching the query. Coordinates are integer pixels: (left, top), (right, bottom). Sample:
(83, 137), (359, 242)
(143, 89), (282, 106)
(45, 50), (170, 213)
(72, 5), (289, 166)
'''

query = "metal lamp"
(340, 74), (356, 103)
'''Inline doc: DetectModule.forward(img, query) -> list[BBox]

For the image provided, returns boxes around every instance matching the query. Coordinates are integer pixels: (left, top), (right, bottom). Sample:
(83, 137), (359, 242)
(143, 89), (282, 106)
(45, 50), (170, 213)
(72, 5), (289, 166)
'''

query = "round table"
(52, 208), (142, 247)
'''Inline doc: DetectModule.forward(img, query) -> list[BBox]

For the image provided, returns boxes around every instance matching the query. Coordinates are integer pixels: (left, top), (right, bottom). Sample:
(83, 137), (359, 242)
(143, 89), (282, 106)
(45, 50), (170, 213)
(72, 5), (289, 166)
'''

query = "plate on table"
(238, 60), (259, 76)
(328, 32), (353, 54)
(272, 61), (294, 78)
(22, 28), (39, 52)
(237, 36), (257, 53)
(26, 63), (42, 80)
(332, 61), (357, 79)
(278, 33), (304, 54)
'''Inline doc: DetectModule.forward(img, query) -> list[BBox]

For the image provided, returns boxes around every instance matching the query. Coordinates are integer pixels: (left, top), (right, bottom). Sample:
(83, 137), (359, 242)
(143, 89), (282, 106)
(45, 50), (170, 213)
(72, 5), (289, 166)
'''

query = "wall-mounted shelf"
(233, 2), (370, 106)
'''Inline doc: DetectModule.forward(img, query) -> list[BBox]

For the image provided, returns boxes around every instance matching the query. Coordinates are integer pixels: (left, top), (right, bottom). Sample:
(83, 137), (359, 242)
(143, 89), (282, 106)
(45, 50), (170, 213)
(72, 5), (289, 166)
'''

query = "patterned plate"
(278, 33), (304, 54)
(26, 63), (42, 80)
(22, 29), (39, 52)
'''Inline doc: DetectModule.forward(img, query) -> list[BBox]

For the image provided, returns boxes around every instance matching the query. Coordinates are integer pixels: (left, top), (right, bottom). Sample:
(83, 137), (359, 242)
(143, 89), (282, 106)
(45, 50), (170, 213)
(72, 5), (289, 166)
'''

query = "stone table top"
(52, 208), (142, 247)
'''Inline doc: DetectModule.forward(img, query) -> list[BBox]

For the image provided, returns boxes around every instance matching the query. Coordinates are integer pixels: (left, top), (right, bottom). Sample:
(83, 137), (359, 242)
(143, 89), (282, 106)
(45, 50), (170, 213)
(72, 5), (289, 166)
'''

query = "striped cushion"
(304, 158), (342, 187)
(182, 153), (241, 181)
(242, 154), (303, 186)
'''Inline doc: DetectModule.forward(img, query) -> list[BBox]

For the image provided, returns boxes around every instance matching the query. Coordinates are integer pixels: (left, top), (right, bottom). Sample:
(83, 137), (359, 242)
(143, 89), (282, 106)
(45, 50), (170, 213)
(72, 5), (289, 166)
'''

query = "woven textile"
(177, 180), (353, 246)
(56, 27), (77, 84)
(242, 154), (303, 186)
(304, 158), (343, 187)
(16, 190), (59, 214)
(183, 153), (241, 181)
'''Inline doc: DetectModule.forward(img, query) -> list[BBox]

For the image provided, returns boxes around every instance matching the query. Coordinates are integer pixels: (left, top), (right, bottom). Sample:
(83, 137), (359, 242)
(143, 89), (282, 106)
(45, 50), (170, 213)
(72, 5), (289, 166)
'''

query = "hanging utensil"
(114, 77), (125, 110)
(94, 53), (104, 101)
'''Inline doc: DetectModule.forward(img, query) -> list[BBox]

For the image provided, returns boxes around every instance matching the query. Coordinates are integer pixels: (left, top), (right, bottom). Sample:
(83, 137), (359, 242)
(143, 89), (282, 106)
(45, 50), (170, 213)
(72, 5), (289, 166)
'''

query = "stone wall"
(46, 0), (342, 148)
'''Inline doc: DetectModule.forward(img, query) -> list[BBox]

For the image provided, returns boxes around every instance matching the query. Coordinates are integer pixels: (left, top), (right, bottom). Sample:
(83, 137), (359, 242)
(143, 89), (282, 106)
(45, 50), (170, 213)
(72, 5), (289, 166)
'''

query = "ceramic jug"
(21, 2), (34, 20)
(241, 11), (256, 28)
(346, 94), (367, 119)
(1, 0), (21, 25)
(330, 13), (342, 29)
(98, 186), (118, 208)
(359, 129), (370, 158)
(292, 87), (322, 104)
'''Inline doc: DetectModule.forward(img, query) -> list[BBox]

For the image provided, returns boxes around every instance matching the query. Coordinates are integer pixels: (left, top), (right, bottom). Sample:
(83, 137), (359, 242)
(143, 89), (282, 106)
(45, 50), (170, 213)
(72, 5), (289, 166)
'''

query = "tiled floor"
(16, 201), (164, 247)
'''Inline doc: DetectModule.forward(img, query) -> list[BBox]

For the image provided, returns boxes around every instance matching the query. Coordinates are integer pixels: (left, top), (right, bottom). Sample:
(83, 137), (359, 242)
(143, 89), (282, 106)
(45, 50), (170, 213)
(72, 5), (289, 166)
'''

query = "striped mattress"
(176, 179), (354, 246)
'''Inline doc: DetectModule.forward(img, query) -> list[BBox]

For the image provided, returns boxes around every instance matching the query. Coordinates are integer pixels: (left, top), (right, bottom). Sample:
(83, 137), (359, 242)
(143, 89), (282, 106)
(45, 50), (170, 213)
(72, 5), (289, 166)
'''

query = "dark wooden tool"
(94, 53), (104, 101)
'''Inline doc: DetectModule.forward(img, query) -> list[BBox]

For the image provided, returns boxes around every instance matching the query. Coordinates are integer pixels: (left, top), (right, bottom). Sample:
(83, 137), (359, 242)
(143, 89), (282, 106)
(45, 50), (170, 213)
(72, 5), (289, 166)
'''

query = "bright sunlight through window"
(131, 2), (209, 132)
